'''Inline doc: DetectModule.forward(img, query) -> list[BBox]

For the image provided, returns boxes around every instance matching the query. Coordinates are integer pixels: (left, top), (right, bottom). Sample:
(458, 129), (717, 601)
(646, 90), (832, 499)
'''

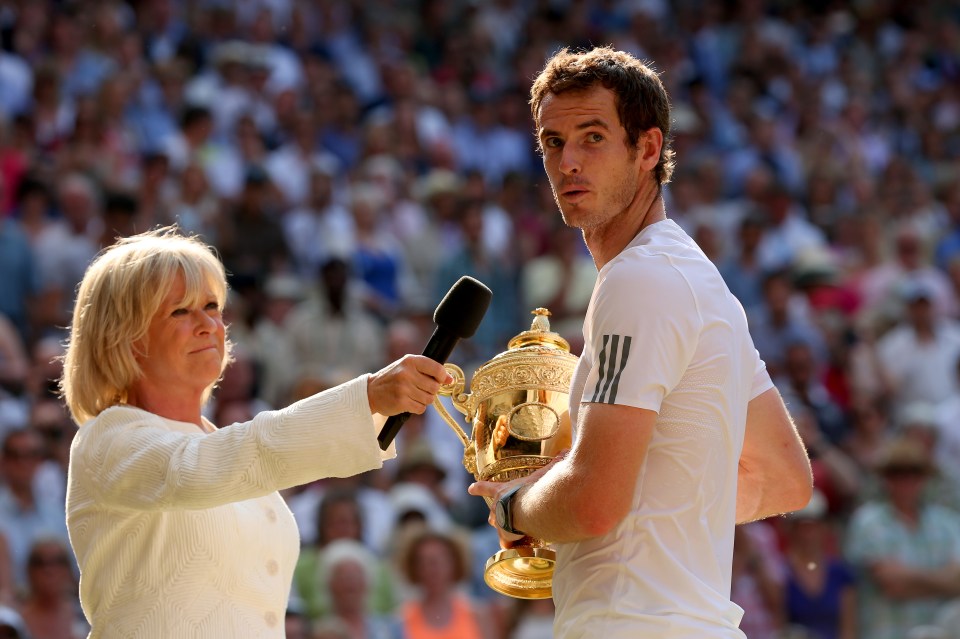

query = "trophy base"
(483, 547), (556, 599)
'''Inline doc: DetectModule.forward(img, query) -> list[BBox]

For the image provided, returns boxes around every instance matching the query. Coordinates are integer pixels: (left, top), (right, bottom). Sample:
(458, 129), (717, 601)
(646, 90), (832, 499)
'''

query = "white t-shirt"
(553, 220), (772, 639)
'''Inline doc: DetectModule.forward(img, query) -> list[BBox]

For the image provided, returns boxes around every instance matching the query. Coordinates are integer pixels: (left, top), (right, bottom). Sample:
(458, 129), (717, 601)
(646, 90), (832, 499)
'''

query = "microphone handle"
(377, 329), (461, 451)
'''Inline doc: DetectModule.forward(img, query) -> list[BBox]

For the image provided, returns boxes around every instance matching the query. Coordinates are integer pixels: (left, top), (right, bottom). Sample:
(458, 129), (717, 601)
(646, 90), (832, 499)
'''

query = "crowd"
(0, 0), (959, 638)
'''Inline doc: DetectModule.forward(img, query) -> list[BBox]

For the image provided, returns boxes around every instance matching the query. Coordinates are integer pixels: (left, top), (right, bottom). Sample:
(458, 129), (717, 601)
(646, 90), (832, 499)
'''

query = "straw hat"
(874, 437), (936, 476)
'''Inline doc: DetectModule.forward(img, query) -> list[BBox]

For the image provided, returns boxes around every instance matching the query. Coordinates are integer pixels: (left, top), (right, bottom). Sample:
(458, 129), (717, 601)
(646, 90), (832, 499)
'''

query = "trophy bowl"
(432, 308), (578, 598)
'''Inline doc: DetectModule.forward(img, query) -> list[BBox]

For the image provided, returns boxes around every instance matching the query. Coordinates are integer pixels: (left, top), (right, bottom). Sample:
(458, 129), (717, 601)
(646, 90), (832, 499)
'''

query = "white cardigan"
(66, 375), (394, 638)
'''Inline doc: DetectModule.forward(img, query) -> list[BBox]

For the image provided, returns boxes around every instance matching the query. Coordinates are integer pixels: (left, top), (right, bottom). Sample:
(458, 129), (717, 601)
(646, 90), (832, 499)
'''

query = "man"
(0, 429), (70, 593)
(845, 437), (960, 639)
(468, 46), (812, 638)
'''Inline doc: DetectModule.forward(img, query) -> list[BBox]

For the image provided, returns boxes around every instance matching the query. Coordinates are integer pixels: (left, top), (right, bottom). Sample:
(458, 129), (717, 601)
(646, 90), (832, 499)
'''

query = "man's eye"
(544, 137), (562, 148)
(588, 133), (604, 142)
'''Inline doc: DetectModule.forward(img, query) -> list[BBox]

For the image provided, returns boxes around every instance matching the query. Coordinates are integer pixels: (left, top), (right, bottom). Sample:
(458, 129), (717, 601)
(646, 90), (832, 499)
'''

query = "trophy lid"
(467, 308), (577, 401)
(506, 308), (571, 352)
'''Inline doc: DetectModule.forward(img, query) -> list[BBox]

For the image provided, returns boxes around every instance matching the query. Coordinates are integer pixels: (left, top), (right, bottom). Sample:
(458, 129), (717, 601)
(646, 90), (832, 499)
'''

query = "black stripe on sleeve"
(591, 334), (610, 403)
(590, 334), (632, 403)
(606, 335), (631, 404)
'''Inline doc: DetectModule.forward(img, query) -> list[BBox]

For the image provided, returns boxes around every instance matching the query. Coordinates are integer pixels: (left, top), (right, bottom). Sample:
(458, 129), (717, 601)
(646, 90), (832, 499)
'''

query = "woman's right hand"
(366, 354), (453, 416)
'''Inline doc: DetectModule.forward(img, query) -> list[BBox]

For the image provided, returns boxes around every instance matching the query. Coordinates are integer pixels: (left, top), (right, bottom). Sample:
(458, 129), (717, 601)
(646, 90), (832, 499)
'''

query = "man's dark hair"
(180, 105), (212, 129)
(104, 191), (139, 217)
(530, 46), (675, 186)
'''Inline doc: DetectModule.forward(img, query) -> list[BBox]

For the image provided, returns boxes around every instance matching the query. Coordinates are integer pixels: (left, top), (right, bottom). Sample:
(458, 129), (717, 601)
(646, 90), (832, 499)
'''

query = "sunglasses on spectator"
(882, 466), (928, 479)
(28, 554), (70, 568)
(34, 425), (65, 442)
(2, 448), (43, 461)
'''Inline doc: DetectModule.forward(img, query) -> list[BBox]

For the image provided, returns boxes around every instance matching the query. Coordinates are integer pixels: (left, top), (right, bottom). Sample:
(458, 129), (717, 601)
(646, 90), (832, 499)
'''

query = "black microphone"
(377, 276), (492, 450)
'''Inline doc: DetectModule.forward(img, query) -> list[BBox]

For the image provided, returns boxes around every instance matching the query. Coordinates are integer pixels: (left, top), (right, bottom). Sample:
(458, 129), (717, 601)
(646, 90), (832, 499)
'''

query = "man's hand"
(871, 560), (917, 599)
(367, 354), (452, 416)
(468, 450), (568, 546)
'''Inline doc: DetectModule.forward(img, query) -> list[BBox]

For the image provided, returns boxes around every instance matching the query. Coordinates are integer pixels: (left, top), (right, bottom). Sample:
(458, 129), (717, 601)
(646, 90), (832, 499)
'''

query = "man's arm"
(469, 402), (657, 544)
(736, 387), (813, 523)
(870, 560), (960, 600)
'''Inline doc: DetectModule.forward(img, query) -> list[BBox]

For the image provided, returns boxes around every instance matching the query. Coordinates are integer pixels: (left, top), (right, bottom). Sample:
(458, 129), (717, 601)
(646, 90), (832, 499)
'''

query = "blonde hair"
(60, 226), (234, 424)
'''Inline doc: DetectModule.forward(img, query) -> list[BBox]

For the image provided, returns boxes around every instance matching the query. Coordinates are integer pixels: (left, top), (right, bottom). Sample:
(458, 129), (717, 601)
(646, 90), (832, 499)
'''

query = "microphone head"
(434, 276), (492, 339)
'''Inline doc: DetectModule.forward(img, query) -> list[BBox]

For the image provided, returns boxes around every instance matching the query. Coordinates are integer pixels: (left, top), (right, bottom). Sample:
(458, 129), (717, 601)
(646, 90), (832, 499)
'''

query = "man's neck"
(584, 186), (665, 270)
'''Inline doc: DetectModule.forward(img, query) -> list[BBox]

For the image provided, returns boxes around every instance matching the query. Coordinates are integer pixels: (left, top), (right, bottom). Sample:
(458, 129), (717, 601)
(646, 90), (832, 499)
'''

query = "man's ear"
(637, 128), (663, 172)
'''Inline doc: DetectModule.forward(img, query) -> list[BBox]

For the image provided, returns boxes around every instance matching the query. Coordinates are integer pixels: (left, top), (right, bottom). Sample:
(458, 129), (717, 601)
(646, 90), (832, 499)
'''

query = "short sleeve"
(581, 253), (701, 412)
(751, 356), (774, 400)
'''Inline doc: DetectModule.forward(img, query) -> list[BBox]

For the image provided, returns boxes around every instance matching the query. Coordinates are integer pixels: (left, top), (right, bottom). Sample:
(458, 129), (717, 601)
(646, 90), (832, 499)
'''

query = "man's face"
(537, 86), (645, 231)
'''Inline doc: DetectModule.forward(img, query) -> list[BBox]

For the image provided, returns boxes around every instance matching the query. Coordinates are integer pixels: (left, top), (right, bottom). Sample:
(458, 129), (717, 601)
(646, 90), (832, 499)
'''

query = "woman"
(781, 490), (856, 639)
(60, 227), (450, 637)
(16, 538), (87, 639)
(315, 539), (403, 639)
(293, 488), (398, 623)
(396, 525), (494, 639)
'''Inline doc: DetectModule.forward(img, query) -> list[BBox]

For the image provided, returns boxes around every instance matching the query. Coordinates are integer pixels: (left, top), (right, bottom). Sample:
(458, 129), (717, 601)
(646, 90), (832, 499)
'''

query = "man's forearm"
(513, 459), (610, 544)
(905, 564), (960, 598)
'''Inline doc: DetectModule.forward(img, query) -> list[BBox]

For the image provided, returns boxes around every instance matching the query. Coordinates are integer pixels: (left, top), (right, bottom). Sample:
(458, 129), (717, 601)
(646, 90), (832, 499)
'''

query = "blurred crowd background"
(1, 0), (960, 638)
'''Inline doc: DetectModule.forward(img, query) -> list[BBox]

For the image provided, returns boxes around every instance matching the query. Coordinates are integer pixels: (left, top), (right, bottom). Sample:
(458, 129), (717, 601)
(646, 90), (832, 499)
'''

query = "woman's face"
(324, 502), (362, 543)
(329, 559), (367, 614)
(413, 537), (458, 591)
(27, 541), (74, 596)
(132, 272), (225, 399)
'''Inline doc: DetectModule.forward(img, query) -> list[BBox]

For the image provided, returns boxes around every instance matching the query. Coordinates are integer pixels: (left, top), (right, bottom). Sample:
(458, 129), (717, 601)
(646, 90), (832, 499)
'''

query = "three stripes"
(591, 334), (632, 404)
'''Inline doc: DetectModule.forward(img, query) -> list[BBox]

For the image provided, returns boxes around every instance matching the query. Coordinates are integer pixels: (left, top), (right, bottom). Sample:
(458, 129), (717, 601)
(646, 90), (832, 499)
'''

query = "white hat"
(789, 487), (828, 520)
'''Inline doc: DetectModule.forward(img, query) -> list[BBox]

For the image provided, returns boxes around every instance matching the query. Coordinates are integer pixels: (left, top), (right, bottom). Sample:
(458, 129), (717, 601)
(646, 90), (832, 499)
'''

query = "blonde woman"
(60, 227), (450, 637)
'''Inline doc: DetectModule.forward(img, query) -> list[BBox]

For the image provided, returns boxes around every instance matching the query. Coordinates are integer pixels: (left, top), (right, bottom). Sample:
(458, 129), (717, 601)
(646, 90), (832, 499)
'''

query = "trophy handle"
(432, 364), (480, 476)
(433, 363), (471, 447)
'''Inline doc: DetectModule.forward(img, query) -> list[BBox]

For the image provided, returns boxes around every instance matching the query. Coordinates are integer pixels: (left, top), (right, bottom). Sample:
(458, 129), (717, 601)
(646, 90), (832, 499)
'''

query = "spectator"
(282, 165), (353, 280)
(285, 257), (385, 386)
(16, 537), (86, 639)
(934, 354), (960, 495)
(0, 315), (29, 410)
(395, 524), (495, 639)
(754, 179), (828, 272)
(33, 173), (101, 334)
(250, 273), (308, 408)
(859, 224), (957, 322)
(719, 212), (768, 313)
(731, 522), (786, 639)
(28, 398), (74, 512)
(215, 166), (290, 283)
(0, 429), (69, 593)
(781, 489), (857, 639)
(0, 215), (42, 345)
(292, 488), (398, 624)
(779, 339), (850, 444)
(432, 197), (519, 365)
(875, 279), (960, 406)
(166, 162), (222, 243)
(265, 110), (340, 208)
(0, 533), (12, 606)
(316, 539), (403, 639)
(749, 268), (828, 379)
(845, 437), (960, 639)
(347, 183), (416, 322)
(520, 224), (596, 350)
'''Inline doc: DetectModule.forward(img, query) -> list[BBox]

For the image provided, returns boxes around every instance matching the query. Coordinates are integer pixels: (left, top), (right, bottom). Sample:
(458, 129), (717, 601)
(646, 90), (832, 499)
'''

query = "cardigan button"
(265, 611), (278, 627)
(266, 559), (279, 575)
(266, 508), (277, 522)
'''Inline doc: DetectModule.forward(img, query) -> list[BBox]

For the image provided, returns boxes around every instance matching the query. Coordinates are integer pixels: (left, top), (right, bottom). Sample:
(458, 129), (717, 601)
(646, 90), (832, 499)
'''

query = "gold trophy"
(431, 308), (578, 599)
